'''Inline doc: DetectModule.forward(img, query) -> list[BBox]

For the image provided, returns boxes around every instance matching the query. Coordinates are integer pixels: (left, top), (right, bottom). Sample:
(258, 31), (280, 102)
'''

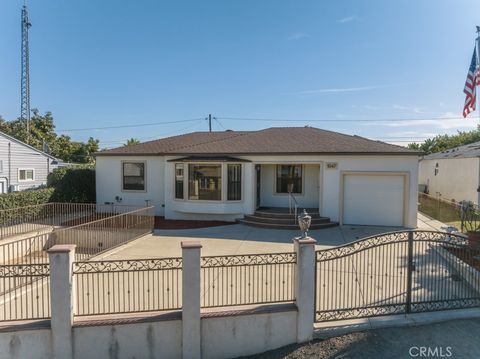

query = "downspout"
(8, 142), (11, 192)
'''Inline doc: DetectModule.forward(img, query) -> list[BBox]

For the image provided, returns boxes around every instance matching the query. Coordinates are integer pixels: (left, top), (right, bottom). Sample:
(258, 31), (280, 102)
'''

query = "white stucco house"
(419, 141), (480, 204)
(95, 127), (420, 228)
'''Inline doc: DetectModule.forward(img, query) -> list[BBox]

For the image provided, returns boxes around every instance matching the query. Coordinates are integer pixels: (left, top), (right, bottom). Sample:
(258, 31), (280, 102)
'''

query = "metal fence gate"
(315, 230), (480, 322)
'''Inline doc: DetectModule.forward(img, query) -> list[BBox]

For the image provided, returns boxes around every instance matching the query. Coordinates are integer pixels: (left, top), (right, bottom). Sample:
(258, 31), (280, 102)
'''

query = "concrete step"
(254, 207), (320, 219)
(243, 215), (331, 225)
(237, 219), (339, 230)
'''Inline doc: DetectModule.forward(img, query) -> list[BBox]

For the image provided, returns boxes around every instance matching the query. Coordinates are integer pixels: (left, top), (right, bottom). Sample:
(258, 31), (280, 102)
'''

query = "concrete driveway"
(100, 214), (436, 260)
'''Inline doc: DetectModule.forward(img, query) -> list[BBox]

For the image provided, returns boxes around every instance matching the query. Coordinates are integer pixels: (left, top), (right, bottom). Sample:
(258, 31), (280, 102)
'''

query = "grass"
(418, 194), (461, 225)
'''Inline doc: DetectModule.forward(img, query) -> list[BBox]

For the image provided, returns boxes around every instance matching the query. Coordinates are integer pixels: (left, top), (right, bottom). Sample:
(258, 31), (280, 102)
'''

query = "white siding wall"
(260, 164), (320, 209)
(95, 156), (166, 216)
(419, 157), (480, 203)
(0, 134), (55, 191)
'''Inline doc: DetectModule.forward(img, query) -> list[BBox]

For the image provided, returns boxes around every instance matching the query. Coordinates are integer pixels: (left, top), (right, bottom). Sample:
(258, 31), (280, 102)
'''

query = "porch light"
(298, 209), (311, 238)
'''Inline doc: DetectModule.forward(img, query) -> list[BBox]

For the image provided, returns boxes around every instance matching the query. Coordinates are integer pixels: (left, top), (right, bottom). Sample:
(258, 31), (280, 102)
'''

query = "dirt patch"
(446, 246), (480, 271)
(154, 216), (235, 230)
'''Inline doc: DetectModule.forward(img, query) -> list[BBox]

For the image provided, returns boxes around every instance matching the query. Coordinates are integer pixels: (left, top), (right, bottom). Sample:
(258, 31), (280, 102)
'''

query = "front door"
(255, 165), (261, 208)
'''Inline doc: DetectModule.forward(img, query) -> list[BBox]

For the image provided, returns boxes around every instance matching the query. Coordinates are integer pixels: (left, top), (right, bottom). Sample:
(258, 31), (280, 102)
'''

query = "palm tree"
(124, 138), (140, 146)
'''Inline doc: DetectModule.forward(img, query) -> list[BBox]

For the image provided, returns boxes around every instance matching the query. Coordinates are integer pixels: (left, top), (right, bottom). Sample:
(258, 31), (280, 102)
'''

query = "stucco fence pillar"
(47, 244), (76, 359)
(293, 237), (316, 343)
(182, 241), (202, 359)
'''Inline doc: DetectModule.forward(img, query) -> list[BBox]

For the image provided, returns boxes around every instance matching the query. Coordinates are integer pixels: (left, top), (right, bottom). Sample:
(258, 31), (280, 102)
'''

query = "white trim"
(18, 168), (35, 182)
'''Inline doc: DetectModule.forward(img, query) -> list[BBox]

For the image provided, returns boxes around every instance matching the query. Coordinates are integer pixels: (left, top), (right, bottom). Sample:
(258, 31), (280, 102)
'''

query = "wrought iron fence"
(315, 230), (480, 322)
(0, 263), (50, 322)
(200, 252), (297, 308)
(73, 257), (182, 316)
(0, 206), (154, 265)
(0, 202), (147, 240)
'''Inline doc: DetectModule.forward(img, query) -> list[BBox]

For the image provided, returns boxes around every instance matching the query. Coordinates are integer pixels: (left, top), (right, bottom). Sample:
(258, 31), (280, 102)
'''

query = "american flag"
(463, 48), (480, 118)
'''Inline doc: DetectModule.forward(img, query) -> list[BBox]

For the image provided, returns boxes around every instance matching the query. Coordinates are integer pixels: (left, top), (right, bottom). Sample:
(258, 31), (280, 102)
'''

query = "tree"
(124, 138), (140, 146)
(408, 126), (480, 154)
(0, 110), (99, 163)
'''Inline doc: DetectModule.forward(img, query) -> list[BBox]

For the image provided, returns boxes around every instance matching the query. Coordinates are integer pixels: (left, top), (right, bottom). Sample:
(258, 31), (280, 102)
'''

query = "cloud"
(338, 15), (359, 23)
(295, 84), (394, 95)
(287, 32), (310, 40)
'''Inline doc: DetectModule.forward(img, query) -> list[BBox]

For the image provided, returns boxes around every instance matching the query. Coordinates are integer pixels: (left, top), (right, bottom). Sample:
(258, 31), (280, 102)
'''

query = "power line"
(57, 118), (204, 132)
(216, 115), (480, 123)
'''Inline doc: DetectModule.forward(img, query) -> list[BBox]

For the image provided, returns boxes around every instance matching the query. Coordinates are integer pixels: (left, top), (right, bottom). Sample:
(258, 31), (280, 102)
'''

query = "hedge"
(48, 167), (96, 203)
(0, 187), (55, 210)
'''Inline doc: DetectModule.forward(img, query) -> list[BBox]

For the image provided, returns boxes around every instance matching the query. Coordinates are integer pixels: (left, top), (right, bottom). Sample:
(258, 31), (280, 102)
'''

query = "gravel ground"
(239, 318), (480, 359)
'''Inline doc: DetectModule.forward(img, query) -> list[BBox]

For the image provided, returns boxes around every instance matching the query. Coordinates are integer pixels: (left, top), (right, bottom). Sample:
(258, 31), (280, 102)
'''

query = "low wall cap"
(47, 244), (77, 253)
(181, 241), (203, 249)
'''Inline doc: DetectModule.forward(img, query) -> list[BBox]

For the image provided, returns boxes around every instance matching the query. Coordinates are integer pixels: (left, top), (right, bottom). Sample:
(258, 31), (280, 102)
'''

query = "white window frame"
(18, 168), (35, 182)
(121, 161), (147, 192)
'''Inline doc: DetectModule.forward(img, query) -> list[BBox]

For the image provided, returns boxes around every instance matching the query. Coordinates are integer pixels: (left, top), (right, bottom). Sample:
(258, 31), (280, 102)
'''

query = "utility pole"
(20, 5), (32, 144)
(208, 114), (212, 132)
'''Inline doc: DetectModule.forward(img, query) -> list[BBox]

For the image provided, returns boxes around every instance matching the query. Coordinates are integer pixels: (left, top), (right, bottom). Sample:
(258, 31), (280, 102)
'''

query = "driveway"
(100, 213), (443, 260)
(241, 318), (480, 359)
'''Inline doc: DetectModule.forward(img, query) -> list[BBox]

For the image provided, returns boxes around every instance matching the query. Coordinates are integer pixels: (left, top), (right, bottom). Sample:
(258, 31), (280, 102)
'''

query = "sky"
(0, 0), (479, 149)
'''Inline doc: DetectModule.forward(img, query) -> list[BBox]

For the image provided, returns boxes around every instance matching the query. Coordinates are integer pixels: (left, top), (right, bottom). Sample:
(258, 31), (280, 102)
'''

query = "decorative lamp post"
(298, 209), (312, 239)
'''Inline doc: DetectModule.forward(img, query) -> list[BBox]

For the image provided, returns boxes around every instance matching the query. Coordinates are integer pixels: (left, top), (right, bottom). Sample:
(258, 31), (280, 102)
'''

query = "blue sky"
(0, 0), (479, 149)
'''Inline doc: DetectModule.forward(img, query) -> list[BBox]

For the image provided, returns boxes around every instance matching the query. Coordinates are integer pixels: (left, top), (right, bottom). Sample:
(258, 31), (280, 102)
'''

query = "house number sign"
(326, 162), (338, 169)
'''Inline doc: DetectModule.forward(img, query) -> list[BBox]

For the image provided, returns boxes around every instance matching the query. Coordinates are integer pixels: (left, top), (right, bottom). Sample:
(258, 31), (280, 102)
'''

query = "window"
(122, 162), (145, 191)
(18, 169), (34, 181)
(227, 164), (242, 200)
(175, 163), (184, 199)
(276, 165), (302, 194)
(188, 164), (221, 200)
(0, 160), (3, 173)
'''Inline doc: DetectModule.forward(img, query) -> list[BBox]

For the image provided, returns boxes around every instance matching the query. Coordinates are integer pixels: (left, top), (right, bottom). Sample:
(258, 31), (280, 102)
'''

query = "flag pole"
(476, 26), (480, 122)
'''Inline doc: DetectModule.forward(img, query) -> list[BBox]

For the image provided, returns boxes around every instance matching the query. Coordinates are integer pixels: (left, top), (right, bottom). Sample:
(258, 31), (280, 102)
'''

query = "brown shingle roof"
(96, 127), (420, 156)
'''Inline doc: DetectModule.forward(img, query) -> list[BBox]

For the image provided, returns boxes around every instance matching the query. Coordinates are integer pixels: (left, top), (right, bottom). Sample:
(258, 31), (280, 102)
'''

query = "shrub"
(0, 187), (55, 210)
(48, 167), (95, 203)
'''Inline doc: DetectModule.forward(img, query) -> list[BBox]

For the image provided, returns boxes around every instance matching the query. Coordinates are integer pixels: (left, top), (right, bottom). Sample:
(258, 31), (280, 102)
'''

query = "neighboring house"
(95, 127), (420, 228)
(418, 141), (480, 204)
(0, 130), (61, 193)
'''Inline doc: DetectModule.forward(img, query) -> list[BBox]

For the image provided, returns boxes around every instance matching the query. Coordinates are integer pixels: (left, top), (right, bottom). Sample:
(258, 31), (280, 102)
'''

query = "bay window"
(227, 164), (242, 200)
(188, 164), (222, 200)
(175, 164), (184, 199)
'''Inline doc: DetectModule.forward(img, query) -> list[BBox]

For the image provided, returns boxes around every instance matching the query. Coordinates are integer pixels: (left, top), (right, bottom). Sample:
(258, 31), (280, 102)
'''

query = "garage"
(342, 173), (406, 227)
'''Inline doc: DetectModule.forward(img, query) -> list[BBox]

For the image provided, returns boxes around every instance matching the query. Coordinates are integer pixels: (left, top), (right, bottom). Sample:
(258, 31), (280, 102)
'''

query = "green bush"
(48, 167), (95, 203)
(0, 187), (55, 210)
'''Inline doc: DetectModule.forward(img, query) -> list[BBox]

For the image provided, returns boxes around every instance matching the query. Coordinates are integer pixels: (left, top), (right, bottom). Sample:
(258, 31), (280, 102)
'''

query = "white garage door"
(343, 175), (405, 227)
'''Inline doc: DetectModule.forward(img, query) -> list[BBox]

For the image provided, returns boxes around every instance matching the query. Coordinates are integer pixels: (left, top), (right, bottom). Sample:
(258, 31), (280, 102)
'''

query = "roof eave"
(95, 151), (421, 157)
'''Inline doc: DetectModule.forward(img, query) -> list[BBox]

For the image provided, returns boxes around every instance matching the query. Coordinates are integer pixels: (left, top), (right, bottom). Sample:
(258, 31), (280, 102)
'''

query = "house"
(418, 141), (480, 204)
(0, 130), (61, 193)
(95, 127), (420, 228)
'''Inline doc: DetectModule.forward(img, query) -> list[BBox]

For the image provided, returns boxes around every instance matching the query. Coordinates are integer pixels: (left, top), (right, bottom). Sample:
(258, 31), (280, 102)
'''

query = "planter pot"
(467, 231), (480, 250)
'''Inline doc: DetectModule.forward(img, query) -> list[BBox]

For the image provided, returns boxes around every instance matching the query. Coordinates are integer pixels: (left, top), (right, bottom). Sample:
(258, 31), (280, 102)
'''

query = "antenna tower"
(20, 4), (32, 143)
